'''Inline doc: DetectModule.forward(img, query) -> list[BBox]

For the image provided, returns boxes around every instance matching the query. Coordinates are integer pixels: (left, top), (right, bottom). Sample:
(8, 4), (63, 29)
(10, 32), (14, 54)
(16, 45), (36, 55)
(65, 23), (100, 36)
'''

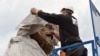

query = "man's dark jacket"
(37, 11), (81, 47)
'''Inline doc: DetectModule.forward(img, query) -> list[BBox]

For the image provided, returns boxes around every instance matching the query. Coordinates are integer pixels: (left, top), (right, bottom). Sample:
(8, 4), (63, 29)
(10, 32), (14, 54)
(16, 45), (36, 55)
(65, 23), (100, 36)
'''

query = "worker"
(30, 6), (87, 56)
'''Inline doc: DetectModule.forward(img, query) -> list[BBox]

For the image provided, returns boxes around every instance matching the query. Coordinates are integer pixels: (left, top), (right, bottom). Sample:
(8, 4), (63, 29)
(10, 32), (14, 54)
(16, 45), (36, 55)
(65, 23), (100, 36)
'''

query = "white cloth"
(4, 36), (47, 56)
(16, 14), (48, 36)
(16, 14), (47, 30)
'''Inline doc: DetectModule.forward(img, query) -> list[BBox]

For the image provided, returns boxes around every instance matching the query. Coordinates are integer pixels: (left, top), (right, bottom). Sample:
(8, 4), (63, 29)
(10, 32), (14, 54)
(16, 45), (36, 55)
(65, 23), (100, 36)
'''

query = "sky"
(0, 0), (100, 56)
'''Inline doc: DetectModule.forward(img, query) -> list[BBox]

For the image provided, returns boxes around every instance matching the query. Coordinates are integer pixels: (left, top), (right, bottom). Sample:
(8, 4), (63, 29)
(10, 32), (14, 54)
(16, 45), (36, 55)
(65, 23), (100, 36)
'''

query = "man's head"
(61, 6), (74, 15)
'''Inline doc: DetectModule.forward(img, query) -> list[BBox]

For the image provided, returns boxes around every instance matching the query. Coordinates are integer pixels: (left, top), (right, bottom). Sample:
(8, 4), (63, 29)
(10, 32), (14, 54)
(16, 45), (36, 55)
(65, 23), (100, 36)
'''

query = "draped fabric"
(16, 14), (48, 36)
(4, 14), (48, 56)
(16, 14), (47, 30)
(4, 36), (47, 56)
(4, 13), (59, 56)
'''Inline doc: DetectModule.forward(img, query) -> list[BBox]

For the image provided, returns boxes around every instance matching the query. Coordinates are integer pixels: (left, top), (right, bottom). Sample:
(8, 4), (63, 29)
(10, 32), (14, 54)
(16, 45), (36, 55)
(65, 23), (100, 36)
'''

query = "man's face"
(61, 10), (68, 15)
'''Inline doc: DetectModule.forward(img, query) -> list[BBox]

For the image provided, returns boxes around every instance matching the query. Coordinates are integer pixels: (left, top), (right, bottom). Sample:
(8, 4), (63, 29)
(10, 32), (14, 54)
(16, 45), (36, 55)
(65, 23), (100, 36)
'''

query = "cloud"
(0, 0), (8, 11)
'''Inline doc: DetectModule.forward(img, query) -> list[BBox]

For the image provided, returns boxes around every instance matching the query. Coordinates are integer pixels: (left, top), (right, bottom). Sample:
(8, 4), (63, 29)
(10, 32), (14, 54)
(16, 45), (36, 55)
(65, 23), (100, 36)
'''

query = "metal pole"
(89, 0), (98, 56)
(92, 40), (96, 56)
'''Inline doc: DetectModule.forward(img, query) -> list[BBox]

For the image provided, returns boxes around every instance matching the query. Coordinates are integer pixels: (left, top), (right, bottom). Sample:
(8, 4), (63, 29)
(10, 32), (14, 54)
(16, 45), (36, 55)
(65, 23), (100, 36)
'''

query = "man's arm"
(38, 11), (63, 24)
(31, 8), (64, 25)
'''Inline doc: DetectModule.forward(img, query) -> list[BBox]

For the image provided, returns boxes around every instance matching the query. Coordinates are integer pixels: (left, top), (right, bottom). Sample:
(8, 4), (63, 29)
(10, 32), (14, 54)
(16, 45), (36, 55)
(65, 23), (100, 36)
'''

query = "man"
(30, 7), (87, 56)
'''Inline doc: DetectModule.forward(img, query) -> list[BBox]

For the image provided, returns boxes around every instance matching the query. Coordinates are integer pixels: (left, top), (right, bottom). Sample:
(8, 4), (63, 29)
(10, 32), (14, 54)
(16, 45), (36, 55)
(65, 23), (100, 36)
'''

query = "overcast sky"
(0, 0), (100, 56)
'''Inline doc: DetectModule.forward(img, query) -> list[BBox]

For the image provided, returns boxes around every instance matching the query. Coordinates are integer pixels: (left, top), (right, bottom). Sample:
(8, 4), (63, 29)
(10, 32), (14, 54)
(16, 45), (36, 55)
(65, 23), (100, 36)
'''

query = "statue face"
(39, 27), (52, 37)
(30, 24), (54, 39)
(29, 26), (54, 54)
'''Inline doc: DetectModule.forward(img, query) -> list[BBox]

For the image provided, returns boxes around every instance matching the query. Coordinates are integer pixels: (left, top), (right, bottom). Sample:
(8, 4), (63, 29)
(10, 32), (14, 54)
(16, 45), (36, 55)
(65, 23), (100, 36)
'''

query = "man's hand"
(30, 8), (39, 15)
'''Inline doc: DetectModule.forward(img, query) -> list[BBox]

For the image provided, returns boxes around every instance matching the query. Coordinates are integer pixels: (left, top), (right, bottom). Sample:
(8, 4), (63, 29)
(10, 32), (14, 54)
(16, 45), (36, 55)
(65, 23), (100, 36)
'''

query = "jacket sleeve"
(38, 11), (65, 25)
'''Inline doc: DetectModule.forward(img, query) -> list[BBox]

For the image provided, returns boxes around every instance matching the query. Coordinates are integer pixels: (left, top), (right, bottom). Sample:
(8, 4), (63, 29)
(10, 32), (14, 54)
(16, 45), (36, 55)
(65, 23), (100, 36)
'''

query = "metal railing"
(52, 40), (95, 56)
